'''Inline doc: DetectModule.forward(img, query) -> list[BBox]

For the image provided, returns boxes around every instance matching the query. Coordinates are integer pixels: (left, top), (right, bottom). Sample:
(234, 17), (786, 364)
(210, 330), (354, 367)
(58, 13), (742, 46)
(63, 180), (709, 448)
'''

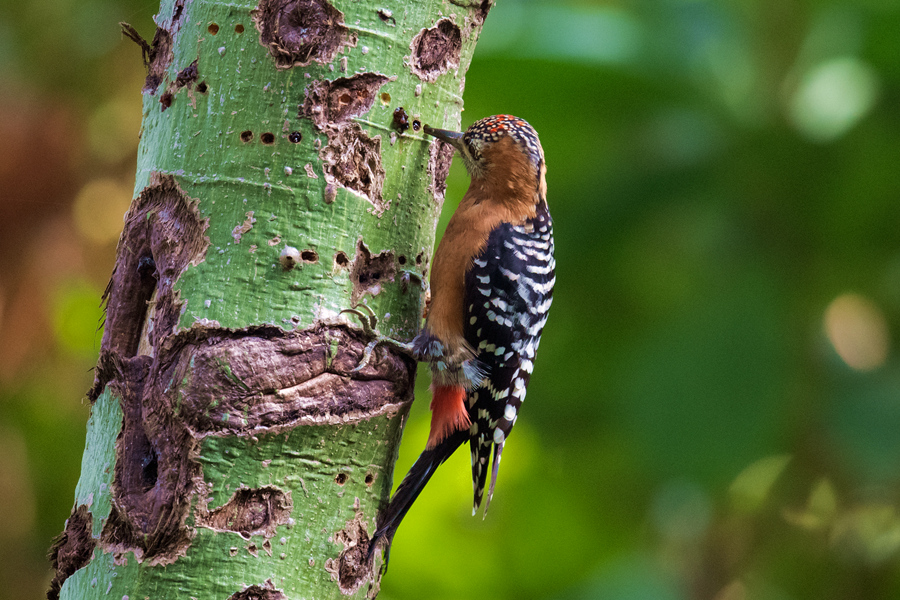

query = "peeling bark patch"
(174, 59), (199, 89)
(350, 239), (396, 305)
(324, 510), (370, 595)
(163, 324), (414, 435)
(408, 18), (461, 82)
(232, 211), (256, 243)
(228, 580), (287, 600)
(48, 505), (95, 600)
(252, 0), (356, 69)
(198, 486), (292, 539)
(319, 124), (386, 213)
(92, 173), (209, 399)
(427, 138), (455, 209)
(300, 73), (389, 130)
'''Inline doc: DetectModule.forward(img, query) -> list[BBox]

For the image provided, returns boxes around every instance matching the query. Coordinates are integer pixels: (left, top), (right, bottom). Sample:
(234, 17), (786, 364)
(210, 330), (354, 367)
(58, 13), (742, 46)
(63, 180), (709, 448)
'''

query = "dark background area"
(2, 0), (900, 598)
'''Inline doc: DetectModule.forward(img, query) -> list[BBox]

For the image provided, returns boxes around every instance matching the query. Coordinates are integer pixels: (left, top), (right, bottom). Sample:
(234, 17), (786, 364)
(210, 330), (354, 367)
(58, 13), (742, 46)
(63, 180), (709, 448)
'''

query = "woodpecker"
(368, 114), (555, 563)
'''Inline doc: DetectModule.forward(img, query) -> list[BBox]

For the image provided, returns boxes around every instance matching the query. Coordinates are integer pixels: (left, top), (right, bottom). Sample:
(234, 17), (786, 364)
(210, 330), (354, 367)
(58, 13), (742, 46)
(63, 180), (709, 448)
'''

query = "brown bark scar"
(228, 579), (287, 600)
(251, 0), (357, 69)
(48, 505), (95, 600)
(196, 486), (293, 539)
(408, 18), (462, 82)
(232, 210), (256, 243)
(324, 503), (371, 595)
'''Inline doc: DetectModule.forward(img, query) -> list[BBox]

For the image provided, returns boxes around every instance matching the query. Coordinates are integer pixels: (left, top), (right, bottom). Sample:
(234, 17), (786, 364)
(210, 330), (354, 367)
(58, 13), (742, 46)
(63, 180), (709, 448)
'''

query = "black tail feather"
(367, 430), (467, 570)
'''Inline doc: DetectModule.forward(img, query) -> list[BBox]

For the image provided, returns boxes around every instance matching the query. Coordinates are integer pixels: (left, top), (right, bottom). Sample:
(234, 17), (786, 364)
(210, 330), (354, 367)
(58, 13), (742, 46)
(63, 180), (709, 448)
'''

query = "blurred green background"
(2, 0), (900, 598)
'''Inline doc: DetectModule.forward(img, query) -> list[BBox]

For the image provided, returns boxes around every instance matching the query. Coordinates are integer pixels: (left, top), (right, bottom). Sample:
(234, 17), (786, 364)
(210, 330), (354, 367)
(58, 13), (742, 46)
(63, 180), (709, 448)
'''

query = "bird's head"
(424, 115), (545, 184)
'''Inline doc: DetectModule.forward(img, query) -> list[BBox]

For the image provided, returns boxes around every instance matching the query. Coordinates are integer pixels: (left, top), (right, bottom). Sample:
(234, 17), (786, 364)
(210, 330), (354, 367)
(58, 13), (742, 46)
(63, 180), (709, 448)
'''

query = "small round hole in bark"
(261, 132), (275, 145)
(380, 92), (391, 105)
(415, 252), (424, 266)
(300, 249), (318, 263)
(196, 81), (209, 93)
(208, 22), (220, 35)
(364, 473), (375, 486)
(398, 255), (406, 265)
(240, 130), (254, 143)
(412, 119), (421, 132)
(160, 92), (173, 109)
(334, 251), (350, 269)
(234, 23), (245, 33)
(335, 473), (348, 485)
(288, 131), (302, 143)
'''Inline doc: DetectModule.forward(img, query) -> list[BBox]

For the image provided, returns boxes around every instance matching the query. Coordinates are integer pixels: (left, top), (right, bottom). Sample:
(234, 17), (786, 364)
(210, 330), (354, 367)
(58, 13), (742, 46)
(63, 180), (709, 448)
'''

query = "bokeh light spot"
(789, 57), (879, 142)
(824, 293), (889, 371)
(73, 178), (133, 245)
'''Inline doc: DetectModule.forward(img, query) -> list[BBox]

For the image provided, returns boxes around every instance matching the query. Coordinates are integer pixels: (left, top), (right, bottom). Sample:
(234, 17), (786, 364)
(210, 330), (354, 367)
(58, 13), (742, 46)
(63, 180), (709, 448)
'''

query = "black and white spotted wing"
(463, 199), (555, 514)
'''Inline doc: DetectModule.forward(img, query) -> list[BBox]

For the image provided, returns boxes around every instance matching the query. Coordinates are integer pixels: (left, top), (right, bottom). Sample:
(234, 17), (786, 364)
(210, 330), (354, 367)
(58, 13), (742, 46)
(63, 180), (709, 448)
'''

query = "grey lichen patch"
(300, 73), (390, 129)
(252, 0), (356, 69)
(197, 486), (293, 539)
(48, 504), (95, 600)
(427, 135), (456, 209)
(324, 507), (371, 595)
(350, 239), (397, 305)
(319, 125), (386, 213)
(228, 580), (287, 600)
(408, 18), (462, 82)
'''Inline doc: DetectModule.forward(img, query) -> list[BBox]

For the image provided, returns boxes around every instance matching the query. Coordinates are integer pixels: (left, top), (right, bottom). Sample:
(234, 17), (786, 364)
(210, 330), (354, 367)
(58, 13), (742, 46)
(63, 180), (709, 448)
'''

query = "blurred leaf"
(783, 478), (838, 532)
(729, 454), (792, 513)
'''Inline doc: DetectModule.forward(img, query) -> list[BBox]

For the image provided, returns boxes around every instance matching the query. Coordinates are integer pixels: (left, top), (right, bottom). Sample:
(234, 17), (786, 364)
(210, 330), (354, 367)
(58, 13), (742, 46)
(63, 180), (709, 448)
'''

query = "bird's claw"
(340, 303), (415, 373)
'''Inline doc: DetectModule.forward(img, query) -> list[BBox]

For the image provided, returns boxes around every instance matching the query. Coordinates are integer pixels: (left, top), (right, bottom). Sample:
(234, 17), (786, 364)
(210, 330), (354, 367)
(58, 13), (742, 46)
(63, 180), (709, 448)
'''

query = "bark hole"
(261, 132), (275, 144)
(199, 486), (293, 539)
(334, 251), (350, 269)
(208, 22), (220, 35)
(301, 249), (318, 263)
(350, 240), (396, 305)
(241, 130), (254, 142)
(235, 23), (245, 33)
(252, 0), (356, 69)
(335, 473), (348, 485)
(408, 18), (461, 82)
(48, 505), (95, 600)
(91, 172), (208, 398)
(289, 131), (302, 143)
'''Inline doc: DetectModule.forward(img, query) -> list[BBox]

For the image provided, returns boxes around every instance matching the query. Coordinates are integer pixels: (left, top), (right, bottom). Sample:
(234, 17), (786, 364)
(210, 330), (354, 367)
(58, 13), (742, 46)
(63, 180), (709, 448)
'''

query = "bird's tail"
(367, 429), (468, 569)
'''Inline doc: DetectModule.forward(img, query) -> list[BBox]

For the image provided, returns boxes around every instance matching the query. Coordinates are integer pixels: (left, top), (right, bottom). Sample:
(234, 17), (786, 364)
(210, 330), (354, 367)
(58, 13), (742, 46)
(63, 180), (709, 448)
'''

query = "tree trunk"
(48, 0), (491, 598)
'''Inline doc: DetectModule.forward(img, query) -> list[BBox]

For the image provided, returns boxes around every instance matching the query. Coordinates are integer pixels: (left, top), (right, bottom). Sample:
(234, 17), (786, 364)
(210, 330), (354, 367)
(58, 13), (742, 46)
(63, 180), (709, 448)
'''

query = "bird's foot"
(341, 303), (416, 373)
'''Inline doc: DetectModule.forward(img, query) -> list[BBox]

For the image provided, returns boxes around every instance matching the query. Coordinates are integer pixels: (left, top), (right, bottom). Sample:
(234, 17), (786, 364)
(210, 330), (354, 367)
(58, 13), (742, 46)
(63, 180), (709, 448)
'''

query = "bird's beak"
(424, 125), (465, 152)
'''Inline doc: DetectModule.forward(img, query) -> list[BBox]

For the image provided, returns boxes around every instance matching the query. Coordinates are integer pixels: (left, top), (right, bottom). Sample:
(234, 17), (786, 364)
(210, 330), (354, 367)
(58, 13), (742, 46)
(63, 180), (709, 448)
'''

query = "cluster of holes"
(334, 251), (350, 269)
(240, 131), (302, 144)
(208, 22), (245, 35)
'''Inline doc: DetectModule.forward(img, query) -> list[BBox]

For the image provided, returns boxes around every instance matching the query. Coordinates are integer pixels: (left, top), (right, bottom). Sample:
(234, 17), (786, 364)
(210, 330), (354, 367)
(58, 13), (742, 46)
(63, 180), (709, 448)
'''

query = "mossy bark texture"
(49, 0), (491, 598)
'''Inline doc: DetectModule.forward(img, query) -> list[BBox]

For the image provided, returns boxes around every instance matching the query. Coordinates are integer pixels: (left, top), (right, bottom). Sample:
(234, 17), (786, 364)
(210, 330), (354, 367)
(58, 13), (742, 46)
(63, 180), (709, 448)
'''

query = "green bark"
(50, 0), (490, 598)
